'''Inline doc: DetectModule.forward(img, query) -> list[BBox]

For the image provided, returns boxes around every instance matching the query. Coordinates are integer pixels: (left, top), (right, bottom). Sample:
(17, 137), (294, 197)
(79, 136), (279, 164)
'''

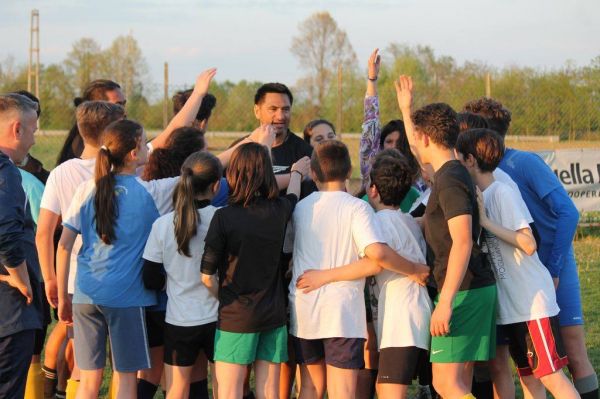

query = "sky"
(1, 0), (599, 89)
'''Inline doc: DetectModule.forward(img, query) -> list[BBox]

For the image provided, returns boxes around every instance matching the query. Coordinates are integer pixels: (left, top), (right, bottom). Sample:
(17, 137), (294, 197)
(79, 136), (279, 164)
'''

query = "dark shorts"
(164, 322), (216, 367)
(146, 310), (166, 348)
(378, 347), (428, 385)
(0, 329), (35, 398)
(498, 316), (568, 378)
(292, 336), (365, 370)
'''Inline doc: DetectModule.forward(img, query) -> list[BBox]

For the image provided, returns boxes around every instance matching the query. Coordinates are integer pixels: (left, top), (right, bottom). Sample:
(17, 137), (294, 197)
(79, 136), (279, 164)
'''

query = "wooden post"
(163, 62), (169, 129)
(28, 9), (40, 97)
(485, 73), (491, 98)
(337, 64), (342, 138)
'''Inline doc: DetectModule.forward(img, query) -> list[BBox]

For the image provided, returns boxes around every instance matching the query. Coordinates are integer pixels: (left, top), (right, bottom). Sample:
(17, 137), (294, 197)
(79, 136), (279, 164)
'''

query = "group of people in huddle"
(0, 48), (597, 399)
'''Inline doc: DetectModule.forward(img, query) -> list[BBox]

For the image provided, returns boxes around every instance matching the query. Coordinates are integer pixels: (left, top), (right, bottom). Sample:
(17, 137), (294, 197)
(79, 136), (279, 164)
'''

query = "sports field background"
(32, 133), (600, 398)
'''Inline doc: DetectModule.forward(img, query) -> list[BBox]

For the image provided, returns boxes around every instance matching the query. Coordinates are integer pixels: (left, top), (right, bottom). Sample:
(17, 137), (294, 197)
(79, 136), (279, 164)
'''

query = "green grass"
(35, 134), (599, 397)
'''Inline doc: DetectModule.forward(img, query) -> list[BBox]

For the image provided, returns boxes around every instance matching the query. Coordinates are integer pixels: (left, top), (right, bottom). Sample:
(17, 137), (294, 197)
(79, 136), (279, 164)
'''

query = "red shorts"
(498, 316), (568, 378)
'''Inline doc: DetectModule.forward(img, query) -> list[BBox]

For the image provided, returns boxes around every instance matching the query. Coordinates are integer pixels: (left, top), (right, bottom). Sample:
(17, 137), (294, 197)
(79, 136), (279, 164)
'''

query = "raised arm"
(360, 48), (382, 189)
(394, 75), (417, 148)
(149, 68), (217, 150)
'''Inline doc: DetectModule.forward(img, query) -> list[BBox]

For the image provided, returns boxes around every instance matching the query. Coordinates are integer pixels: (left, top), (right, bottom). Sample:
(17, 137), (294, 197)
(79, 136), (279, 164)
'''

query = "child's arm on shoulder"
(296, 257), (381, 293)
(364, 242), (429, 286)
(477, 189), (536, 256)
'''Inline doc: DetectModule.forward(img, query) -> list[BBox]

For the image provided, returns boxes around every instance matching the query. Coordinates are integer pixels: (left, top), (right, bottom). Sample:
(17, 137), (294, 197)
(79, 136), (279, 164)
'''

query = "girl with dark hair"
(302, 119), (337, 146)
(201, 142), (310, 399)
(142, 151), (222, 399)
(56, 119), (179, 399)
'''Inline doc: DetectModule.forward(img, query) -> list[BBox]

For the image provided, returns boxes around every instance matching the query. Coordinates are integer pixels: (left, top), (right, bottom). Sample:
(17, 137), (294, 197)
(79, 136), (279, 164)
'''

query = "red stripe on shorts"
(526, 318), (569, 379)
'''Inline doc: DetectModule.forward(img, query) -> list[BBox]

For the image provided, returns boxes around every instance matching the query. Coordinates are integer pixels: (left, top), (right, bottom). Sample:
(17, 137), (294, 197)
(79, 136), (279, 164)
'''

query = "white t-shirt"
(289, 191), (385, 339)
(482, 181), (559, 324)
(40, 158), (96, 294)
(143, 207), (219, 327)
(493, 167), (533, 223)
(369, 210), (432, 350)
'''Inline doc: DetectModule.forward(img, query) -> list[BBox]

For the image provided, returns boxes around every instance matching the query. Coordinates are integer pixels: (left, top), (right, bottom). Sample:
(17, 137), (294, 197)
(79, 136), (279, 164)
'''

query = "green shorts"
(430, 284), (497, 363)
(214, 325), (288, 365)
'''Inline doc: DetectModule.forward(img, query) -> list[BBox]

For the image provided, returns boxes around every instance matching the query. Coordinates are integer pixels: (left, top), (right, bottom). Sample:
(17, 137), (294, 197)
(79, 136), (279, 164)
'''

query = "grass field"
(33, 133), (599, 398)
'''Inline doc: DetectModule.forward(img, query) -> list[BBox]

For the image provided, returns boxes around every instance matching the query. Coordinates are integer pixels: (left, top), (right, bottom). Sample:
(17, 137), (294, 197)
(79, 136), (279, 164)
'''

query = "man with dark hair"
(172, 90), (217, 132)
(464, 97), (599, 399)
(253, 83), (312, 191)
(0, 93), (44, 398)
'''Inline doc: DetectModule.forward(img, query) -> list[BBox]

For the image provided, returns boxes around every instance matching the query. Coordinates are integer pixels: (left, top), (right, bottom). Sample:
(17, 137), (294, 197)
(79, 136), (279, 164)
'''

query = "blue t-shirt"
(19, 168), (44, 225)
(498, 148), (579, 277)
(64, 174), (178, 307)
(211, 177), (229, 207)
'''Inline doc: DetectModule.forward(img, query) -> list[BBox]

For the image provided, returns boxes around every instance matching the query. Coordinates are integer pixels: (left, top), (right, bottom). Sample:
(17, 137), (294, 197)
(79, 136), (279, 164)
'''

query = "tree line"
(1, 12), (599, 139)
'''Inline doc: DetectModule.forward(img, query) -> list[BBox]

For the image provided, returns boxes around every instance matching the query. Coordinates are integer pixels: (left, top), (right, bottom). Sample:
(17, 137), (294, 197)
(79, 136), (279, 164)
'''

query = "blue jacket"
(0, 151), (43, 338)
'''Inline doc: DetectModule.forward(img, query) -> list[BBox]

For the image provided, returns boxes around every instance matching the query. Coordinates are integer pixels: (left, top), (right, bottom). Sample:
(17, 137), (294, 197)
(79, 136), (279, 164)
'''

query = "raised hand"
(45, 278), (59, 308)
(193, 68), (218, 96)
(430, 299), (452, 337)
(249, 124), (276, 148)
(58, 295), (73, 325)
(368, 48), (381, 81)
(407, 262), (430, 287)
(394, 75), (413, 113)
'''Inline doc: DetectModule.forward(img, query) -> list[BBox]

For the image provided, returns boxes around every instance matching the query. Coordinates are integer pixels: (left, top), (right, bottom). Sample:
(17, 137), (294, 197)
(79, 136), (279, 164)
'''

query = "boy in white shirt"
(455, 128), (579, 399)
(298, 151), (433, 399)
(289, 140), (429, 399)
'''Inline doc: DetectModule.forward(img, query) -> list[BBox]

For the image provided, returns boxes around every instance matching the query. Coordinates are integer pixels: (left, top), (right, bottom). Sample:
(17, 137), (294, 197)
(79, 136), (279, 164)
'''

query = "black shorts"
(377, 346), (428, 385)
(292, 336), (365, 369)
(164, 322), (216, 367)
(145, 310), (166, 348)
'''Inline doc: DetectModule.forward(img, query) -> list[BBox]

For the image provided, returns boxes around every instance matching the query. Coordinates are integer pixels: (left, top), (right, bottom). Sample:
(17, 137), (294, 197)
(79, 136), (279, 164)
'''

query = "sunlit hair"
(94, 119), (143, 244)
(411, 103), (459, 149)
(310, 140), (351, 183)
(455, 128), (505, 173)
(254, 83), (293, 105)
(457, 112), (489, 133)
(173, 151), (222, 257)
(227, 142), (279, 207)
(76, 101), (125, 146)
(463, 98), (511, 138)
(74, 79), (122, 107)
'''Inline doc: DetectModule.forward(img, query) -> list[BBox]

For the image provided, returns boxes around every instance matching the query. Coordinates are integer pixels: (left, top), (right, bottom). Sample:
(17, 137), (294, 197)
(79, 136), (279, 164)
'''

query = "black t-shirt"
(423, 160), (495, 291)
(271, 131), (317, 198)
(201, 194), (298, 333)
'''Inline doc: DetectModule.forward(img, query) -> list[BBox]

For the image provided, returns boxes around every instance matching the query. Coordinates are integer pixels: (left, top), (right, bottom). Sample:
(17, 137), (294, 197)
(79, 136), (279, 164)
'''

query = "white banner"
(536, 149), (600, 212)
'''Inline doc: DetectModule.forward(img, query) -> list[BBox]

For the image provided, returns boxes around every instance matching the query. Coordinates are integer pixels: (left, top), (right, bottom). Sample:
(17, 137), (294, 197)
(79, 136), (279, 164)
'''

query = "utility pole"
(337, 64), (343, 138)
(163, 62), (169, 129)
(485, 73), (492, 98)
(27, 9), (40, 97)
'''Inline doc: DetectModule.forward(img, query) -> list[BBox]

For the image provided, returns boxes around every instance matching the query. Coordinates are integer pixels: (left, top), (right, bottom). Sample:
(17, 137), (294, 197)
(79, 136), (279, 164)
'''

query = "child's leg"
(376, 382), (408, 399)
(519, 374), (547, 399)
(356, 321), (378, 399)
(325, 365), (358, 399)
(164, 364), (193, 398)
(540, 370), (580, 399)
(77, 369), (103, 399)
(113, 371), (136, 399)
(216, 361), (247, 399)
(322, 338), (364, 399)
(432, 362), (473, 398)
(279, 335), (297, 399)
(489, 345), (516, 398)
(298, 362), (326, 399)
(190, 351), (209, 399)
(254, 360), (281, 399)
(376, 347), (428, 399)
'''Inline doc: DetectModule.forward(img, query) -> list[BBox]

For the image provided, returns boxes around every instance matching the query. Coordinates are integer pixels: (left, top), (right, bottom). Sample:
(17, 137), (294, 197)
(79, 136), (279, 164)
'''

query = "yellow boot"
(24, 362), (44, 399)
(65, 379), (79, 399)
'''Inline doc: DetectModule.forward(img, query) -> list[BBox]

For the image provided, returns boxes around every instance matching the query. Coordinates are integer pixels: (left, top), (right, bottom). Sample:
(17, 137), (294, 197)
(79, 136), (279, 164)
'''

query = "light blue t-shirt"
(63, 174), (178, 307)
(19, 168), (44, 225)
(498, 148), (579, 277)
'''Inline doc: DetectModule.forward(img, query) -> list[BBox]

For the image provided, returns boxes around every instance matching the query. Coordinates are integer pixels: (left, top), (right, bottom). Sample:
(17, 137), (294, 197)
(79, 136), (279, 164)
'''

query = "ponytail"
(93, 119), (143, 245)
(173, 151), (222, 257)
(94, 147), (117, 244)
